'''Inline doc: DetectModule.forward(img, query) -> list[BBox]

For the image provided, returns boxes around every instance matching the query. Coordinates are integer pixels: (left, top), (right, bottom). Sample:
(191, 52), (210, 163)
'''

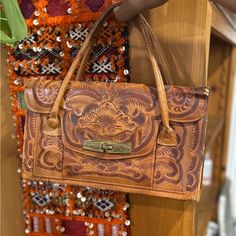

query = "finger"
(113, 3), (139, 22)
(113, 0), (168, 22)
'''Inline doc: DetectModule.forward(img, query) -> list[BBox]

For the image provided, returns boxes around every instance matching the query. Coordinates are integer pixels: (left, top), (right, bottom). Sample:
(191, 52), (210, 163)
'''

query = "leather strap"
(134, 15), (177, 145)
(136, 14), (173, 85)
(46, 4), (177, 146)
(46, 4), (117, 129)
(74, 12), (173, 85)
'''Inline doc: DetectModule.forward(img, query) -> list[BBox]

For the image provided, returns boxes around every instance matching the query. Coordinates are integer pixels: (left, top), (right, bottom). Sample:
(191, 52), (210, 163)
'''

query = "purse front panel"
(22, 80), (209, 200)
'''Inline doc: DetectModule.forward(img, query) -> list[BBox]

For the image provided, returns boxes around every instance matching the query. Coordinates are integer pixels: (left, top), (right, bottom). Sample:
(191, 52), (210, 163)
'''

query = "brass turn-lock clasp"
(83, 140), (132, 154)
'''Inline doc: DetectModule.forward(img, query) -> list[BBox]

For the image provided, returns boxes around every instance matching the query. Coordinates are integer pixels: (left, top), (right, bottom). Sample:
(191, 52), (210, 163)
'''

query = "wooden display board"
(1, 47), (25, 236)
(129, 1), (236, 235)
(129, 0), (212, 235)
(1, 0), (236, 235)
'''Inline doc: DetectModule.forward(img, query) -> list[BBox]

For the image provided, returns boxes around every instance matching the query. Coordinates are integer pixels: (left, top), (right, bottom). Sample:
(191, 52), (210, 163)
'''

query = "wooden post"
(130, 195), (196, 236)
(221, 47), (236, 181)
(1, 47), (25, 235)
(147, 0), (212, 87)
(129, 1), (213, 235)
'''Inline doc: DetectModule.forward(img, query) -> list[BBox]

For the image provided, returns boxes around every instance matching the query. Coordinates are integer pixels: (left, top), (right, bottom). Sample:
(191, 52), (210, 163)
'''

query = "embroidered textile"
(8, 0), (130, 235)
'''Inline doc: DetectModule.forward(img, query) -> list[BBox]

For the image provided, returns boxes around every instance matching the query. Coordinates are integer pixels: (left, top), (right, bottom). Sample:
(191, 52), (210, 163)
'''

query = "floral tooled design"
(62, 83), (156, 151)
(36, 116), (64, 173)
(166, 87), (199, 118)
(63, 152), (152, 183)
(154, 123), (186, 186)
(33, 80), (60, 106)
(77, 102), (137, 138)
(38, 149), (63, 172)
(186, 118), (206, 192)
(23, 110), (37, 173)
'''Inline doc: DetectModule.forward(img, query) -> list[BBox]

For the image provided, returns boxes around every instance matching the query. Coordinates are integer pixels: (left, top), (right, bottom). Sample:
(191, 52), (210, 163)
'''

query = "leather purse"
(22, 4), (209, 200)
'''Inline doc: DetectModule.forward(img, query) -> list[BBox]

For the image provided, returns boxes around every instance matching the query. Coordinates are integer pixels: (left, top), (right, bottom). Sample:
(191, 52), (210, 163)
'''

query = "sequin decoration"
(23, 181), (129, 235)
(10, 22), (129, 81)
(8, 1), (129, 235)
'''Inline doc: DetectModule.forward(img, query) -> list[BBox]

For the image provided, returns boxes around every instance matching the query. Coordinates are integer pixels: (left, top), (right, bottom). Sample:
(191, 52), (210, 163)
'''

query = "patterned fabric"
(23, 181), (129, 235)
(8, 0), (130, 235)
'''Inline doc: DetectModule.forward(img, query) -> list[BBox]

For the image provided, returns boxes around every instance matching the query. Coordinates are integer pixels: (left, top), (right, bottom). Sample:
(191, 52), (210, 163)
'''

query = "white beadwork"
(97, 224), (105, 236)
(45, 218), (52, 233)
(41, 63), (62, 75)
(68, 27), (89, 41)
(33, 217), (39, 232)
(92, 60), (113, 73)
(111, 225), (119, 236)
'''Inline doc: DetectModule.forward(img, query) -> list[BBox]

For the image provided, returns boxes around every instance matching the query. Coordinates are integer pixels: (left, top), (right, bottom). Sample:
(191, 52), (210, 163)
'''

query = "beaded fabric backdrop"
(7, 0), (130, 235)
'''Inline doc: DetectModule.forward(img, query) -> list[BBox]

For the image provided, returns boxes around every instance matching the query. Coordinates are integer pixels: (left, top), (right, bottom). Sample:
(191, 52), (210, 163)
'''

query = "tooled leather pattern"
(33, 80), (60, 107)
(23, 111), (63, 177)
(23, 80), (208, 197)
(62, 83), (157, 155)
(154, 123), (186, 186)
(26, 80), (207, 121)
(38, 129), (63, 173)
(63, 148), (153, 182)
(34, 115), (63, 177)
(23, 110), (36, 174)
(186, 117), (207, 191)
(165, 86), (201, 118)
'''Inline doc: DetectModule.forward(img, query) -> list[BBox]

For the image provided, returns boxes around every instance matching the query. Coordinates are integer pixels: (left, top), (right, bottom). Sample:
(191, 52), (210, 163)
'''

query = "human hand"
(213, 0), (236, 13)
(114, 0), (168, 22)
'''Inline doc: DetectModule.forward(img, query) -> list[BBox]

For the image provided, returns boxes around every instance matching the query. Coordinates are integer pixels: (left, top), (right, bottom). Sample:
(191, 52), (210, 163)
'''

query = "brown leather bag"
(22, 5), (209, 200)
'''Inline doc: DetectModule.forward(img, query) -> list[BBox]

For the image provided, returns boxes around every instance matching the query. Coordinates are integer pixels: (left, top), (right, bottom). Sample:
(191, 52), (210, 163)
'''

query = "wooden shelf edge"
(197, 184), (219, 236)
(211, 4), (236, 45)
(206, 116), (224, 151)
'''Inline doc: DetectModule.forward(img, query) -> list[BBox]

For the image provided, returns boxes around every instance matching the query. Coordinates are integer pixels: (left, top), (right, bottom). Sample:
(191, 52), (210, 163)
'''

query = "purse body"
(23, 79), (208, 200)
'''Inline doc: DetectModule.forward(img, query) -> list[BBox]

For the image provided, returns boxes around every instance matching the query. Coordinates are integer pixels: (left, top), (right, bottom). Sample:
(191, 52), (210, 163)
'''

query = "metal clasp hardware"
(83, 140), (132, 154)
(101, 143), (113, 152)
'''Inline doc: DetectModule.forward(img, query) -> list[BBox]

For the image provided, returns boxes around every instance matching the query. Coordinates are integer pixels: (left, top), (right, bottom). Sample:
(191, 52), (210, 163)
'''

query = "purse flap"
(24, 80), (208, 122)
(24, 80), (208, 159)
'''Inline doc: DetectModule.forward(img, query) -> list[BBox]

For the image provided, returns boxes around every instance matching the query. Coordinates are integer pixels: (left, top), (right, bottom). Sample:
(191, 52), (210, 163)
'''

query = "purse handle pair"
(46, 4), (177, 146)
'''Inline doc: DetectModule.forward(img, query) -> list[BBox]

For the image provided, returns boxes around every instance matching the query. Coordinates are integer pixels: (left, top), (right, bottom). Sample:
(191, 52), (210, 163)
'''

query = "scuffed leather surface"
(23, 80), (209, 200)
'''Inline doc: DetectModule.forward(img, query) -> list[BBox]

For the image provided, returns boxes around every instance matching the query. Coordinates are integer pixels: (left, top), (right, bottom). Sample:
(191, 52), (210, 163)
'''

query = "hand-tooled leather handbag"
(22, 4), (209, 200)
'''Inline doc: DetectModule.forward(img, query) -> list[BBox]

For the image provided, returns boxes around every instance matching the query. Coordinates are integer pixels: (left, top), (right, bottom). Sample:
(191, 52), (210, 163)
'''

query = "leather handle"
(134, 15), (177, 146)
(74, 11), (173, 85)
(46, 4), (118, 129)
(47, 4), (177, 146)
